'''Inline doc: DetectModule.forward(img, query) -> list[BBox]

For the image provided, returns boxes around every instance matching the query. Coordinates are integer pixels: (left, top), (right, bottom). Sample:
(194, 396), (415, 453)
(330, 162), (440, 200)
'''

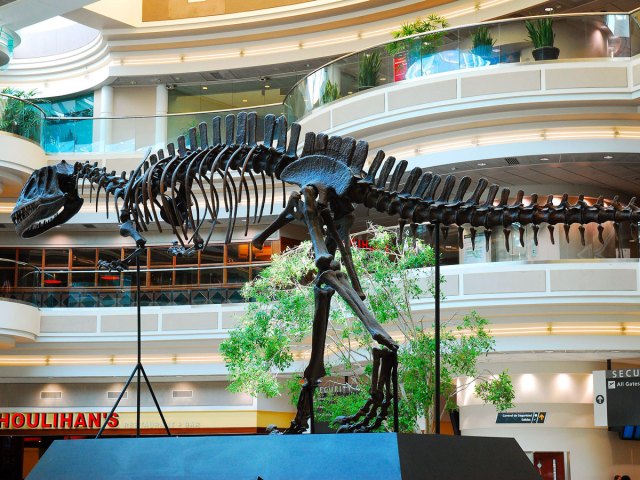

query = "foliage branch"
(221, 225), (514, 433)
(386, 15), (449, 57)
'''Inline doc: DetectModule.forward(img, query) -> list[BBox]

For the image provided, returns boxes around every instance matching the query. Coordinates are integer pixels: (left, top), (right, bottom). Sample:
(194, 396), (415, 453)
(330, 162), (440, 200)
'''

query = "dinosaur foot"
(265, 419), (309, 435)
(334, 347), (396, 433)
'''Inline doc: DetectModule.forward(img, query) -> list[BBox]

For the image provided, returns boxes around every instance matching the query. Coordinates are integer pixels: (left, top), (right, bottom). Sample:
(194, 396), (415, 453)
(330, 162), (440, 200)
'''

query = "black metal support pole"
(308, 384), (316, 434)
(136, 255), (141, 438)
(434, 221), (441, 435)
(95, 247), (172, 439)
(392, 352), (399, 433)
(140, 364), (171, 436)
(95, 365), (138, 438)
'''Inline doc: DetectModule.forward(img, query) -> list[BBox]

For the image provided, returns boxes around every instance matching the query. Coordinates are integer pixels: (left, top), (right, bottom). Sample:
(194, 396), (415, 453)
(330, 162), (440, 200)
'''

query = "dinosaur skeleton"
(11, 111), (640, 433)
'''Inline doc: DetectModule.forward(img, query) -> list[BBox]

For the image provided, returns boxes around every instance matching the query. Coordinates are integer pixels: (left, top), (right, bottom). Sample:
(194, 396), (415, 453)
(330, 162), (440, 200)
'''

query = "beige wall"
(111, 87), (157, 150)
(142, 0), (311, 22)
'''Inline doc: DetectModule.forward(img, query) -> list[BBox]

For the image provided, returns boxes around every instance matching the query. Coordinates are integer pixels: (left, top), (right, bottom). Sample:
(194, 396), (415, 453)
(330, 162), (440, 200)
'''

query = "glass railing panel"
(283, 13), (639, 123)
(167, 104), (285, 150)
(42, 105), (286, 154)
(629, 13), (640, 56)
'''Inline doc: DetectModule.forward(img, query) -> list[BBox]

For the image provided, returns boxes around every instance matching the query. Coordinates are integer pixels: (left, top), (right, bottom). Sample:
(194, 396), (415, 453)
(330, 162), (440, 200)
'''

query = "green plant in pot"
(387, 15), (449, 57)
(358, 51), (382, 90)
(320, 80), (339, 104)
(525, 17), (559, 61)
(471, 26), (496, 59)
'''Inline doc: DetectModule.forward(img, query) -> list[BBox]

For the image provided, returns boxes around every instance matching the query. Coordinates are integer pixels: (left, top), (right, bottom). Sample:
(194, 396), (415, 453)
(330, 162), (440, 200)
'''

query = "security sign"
(593, 370), (640, 427)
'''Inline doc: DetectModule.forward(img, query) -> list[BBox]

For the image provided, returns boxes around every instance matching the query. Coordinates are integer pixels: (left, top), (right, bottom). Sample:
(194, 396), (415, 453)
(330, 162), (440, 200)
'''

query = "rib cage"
(72, 113), (640, 253)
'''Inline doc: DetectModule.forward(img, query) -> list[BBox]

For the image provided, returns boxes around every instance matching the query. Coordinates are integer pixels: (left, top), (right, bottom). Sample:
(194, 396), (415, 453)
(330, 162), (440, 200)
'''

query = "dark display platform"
(27, 433), (539, 480)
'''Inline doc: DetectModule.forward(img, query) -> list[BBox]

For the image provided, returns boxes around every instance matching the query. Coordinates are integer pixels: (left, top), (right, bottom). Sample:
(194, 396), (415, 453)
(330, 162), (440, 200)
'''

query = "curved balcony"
(0, 27), (19, 67)
(284, 12), (640, 123)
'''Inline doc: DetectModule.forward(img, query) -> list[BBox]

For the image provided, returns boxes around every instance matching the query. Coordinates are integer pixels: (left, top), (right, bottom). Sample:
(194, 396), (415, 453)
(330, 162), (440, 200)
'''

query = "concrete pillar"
(155, 84), (168, 150)
(99, 85), (113, 152)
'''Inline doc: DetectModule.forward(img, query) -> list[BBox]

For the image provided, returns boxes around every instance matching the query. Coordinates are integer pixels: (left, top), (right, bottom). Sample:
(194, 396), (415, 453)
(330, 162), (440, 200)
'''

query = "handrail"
(43, 102), (284, 121)
(284, 11), (634, 99)
(0, 93), (47, 116)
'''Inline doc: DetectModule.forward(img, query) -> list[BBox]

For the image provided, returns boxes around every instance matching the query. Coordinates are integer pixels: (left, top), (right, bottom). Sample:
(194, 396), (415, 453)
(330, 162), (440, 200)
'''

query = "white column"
(99, 85), (113, 152)
(155, 84), (168, 150)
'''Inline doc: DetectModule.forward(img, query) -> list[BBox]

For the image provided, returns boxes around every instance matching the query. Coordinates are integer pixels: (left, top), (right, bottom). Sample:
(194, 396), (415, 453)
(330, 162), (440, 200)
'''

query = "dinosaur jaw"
(11, 196), (84, 238)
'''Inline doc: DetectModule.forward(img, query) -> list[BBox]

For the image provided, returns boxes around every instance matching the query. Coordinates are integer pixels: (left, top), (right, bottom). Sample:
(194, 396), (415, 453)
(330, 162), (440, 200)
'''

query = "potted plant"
(358, 51), (382, 90)
(320, 80), (339, 104)
(525, 18), (559, 61)
(387, 15), (448, 81)
(471, 26), (496, 59)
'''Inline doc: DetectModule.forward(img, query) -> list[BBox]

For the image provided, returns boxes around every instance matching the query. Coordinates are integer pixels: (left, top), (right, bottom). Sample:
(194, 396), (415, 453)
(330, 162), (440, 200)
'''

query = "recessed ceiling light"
(264, 85), (270, 88)
(202, 86), (208, 90)
(477, 162), (487, 166)
(545, 7), (554, 12)
(604, 155), (613, 159)
(540, 157), (550, 161)
(242, 99), (248, 103)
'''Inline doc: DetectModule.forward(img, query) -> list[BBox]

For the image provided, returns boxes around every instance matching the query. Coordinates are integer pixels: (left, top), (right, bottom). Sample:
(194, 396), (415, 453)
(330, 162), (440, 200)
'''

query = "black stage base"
(27, 433), (539, 480)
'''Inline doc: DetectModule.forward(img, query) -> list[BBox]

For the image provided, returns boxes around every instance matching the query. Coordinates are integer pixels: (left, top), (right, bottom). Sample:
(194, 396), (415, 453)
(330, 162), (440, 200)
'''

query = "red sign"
(393, 53), (407, 82)
(0, 412), (119, 429)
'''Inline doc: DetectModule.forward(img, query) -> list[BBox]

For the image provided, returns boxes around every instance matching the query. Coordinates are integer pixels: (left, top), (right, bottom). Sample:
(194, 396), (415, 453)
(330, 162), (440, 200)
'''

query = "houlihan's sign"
(0, 412), (119, 430)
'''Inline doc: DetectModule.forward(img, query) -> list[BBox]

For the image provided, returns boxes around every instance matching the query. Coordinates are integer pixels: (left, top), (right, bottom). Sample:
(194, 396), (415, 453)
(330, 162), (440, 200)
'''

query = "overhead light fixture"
(545, 7), (554, 12)
(242, 99), (248, 103)
(202, 86), (208, 90)
(264, 85), (270, 88)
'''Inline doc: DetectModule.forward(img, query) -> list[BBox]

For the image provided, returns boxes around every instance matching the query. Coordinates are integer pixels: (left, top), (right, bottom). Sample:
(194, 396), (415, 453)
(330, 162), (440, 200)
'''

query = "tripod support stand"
(96, 249), (171, 438)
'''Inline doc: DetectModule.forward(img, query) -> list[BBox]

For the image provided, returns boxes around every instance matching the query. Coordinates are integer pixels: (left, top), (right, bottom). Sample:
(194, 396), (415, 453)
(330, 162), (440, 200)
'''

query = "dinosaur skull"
(11, 160), (84, 238)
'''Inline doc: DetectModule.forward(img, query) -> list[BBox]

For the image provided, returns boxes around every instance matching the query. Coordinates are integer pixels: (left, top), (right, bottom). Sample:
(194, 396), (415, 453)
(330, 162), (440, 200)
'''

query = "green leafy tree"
(221, 225), (514, 433)
(0, 87), (44, 142)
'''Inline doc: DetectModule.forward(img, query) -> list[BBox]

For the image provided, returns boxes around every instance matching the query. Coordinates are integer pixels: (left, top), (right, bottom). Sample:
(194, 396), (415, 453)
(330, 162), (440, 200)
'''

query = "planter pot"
(472, 45), (493, 59)
(532, 46), (559, 61)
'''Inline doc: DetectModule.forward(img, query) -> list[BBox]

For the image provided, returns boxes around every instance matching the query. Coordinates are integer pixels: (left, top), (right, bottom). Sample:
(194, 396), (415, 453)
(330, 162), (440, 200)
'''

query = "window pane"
(149, 269), (172, 286)
(227, 243), (250, 263)
(251, 266), (266, 280)
(0, 249), (15, 261)
(71, 272), (95, 287)
(17, 267), (40, 287)
(201, 246), (224, 264)
(175, 252), (198, 266)
(98, 272), (121, 287)
(174, 268), (198, 285)
(150, 247), (174, 266)
(0, 268), (14, 289)
(18, 249), (42, 267)
(227, 267), (249, 284)
(99, 248), (122, 263)
(72, 248), (96, 268)
(46, 249), (69, 267)
(252, 241), (272, 262)
(43, 273), (68, 287)
(200, 267), (223, 285)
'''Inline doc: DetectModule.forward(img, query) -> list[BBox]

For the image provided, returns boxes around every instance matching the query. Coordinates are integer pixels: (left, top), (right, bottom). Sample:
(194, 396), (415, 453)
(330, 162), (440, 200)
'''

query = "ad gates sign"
(593, 369), (640, 426)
